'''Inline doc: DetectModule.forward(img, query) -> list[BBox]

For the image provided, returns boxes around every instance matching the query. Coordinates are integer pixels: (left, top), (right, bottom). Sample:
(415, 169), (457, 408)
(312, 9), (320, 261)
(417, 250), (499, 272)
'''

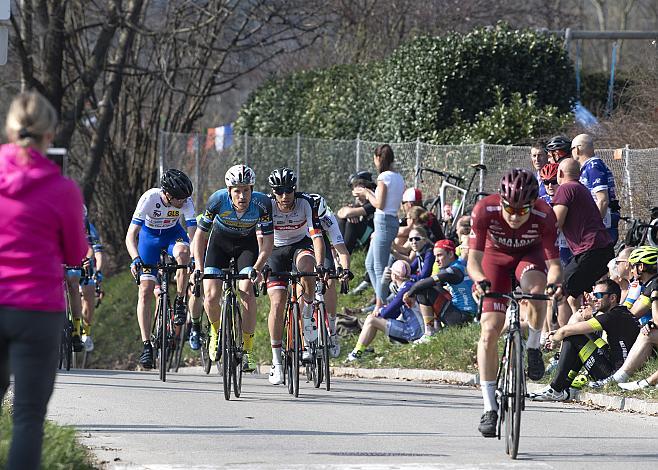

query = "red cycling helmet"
(500, 168), (538, 207)
(539, 162), (559, 181)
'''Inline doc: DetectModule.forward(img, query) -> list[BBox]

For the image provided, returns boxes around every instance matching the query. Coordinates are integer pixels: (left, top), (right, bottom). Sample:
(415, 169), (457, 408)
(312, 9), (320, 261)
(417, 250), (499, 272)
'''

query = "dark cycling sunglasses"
(592, 291), (613, 299)
(543, 179), (558, 186)
(273, 186), (295, 195)
(501, 199), (532, 216)
(409, 236), (423, 242)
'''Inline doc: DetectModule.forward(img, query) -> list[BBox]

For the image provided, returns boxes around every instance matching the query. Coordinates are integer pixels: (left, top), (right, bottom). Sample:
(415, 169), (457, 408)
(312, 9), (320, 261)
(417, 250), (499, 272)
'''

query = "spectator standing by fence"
(353, 144), (405, 313)
(530, 140), (549, 199)
(0, 91), (88, 470)
(552, 158), (614, 324)
(571, 133), (621, 245)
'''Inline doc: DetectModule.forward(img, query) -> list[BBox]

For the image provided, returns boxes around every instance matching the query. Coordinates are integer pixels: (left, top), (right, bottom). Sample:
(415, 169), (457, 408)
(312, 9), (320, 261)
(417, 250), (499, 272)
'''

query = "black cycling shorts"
(563, 244), (614, 298)
(267, 237), (314, 288)
(204, 231), (258, 272)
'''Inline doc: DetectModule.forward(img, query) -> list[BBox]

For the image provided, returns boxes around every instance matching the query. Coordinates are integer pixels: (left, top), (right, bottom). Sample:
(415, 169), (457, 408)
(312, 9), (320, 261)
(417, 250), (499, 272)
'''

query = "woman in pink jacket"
(0, 92), (87, 470)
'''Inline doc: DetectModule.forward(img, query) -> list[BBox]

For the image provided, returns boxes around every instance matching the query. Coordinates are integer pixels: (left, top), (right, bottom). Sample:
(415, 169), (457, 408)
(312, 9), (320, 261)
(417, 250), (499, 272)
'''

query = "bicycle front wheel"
(505, 331), (524, 459)
(292, 303), (301, 398)
(232, 300), (243, 398)
(221, 297), (233, 400)
(159, 299), (170, 382)
(318, 303), (331, 391)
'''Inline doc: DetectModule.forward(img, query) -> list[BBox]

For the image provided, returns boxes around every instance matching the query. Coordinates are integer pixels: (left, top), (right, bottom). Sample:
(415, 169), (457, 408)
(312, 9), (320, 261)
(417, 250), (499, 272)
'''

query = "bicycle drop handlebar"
(416, 167), (465, 185)
(477, 291), (557, 321)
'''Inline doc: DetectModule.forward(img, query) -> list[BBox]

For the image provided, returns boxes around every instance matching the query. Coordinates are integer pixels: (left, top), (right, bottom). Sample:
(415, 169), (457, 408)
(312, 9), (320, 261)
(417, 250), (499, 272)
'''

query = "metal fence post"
(244, 133), (249, 165)
(479, 140), (485, 193)
(194, 133), (200, 210)
(414, 137), (421, 188)
(623, 144), (635, 219)
(158, 130), (165, 179)
(356, 133), (361, 172)
(296, 133), (301, 188)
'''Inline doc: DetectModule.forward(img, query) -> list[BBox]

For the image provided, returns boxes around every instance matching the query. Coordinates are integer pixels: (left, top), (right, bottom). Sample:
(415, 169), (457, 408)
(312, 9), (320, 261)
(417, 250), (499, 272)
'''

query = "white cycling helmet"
(225, 164), (256, 187)
(308, 193), (328, 218)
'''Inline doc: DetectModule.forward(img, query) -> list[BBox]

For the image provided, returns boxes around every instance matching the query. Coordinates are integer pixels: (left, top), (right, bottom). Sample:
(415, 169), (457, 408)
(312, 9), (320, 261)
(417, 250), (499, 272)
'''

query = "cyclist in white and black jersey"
(266, 168), (325, 385)
(125, 169), (196, 368)
(309, 193), (353, 358)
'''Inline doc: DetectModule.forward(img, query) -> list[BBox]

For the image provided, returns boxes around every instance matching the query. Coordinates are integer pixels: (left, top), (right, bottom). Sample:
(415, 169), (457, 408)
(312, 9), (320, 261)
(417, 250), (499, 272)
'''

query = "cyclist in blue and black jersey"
(571, 133), (621, 244)
(126, 169), (197, 368)
(80, 206), (105, 351)
(192, 165), (274, 372)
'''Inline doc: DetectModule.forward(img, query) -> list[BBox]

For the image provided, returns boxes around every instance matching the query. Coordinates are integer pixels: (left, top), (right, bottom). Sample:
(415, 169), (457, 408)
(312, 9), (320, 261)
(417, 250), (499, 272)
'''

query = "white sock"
(271, 342), (282, 365)
(527, 326), (541, 349)
(329, 315), (336, 335)
(613, 370), (629, 382)
(481, 380), (498, 412)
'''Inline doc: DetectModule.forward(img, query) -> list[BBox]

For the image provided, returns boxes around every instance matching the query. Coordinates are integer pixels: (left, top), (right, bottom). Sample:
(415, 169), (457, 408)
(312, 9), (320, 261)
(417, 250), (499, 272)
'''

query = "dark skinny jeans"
(0, 307), (64, 470)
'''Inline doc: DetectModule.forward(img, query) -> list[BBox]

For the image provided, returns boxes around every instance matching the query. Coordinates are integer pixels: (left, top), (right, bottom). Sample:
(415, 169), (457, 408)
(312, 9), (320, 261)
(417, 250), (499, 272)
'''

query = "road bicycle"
(139, 251), (189, 382)
(478, 291), (554, 459)
(195, 258), (256, 400)
(416, 163), (487, 235)
(306, 270), (350, 391)
(262, 268), (318, 398)
(621, 207), (658, 248)
(59, 265), (91, 371)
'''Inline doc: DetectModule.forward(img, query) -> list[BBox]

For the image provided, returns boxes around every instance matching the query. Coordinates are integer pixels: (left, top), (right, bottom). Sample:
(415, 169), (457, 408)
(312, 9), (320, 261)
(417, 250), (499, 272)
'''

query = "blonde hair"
(5, 91), (58, 151)
(407, 206), (429, 224)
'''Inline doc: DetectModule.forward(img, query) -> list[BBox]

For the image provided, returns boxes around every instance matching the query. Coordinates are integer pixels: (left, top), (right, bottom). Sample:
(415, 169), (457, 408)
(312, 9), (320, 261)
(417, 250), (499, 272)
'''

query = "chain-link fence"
(159, 132), (657, 224)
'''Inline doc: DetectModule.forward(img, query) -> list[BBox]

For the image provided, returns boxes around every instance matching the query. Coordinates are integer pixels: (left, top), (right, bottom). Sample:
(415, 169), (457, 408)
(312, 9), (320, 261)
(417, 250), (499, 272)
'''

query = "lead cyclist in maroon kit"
(467, 168), (563, 437)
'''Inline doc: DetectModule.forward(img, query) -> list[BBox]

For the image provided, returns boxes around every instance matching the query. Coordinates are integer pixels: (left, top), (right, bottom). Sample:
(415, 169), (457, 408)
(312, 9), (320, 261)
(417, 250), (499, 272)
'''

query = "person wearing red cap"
(403, 239), (477, 341)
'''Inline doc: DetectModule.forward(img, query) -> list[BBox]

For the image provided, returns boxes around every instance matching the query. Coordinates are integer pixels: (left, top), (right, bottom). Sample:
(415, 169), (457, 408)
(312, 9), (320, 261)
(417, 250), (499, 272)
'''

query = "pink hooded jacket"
(0, 144), (88, 312)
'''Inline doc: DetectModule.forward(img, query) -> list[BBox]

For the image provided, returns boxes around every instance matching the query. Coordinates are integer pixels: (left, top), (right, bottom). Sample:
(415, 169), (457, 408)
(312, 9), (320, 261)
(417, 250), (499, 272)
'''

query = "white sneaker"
(346, 350), (362, 362)
(618, 379), (651, 391)
(589, 376), (615, 389)
(529, 385), (569, 402)
(81, 334), (94, 352)
(413, 334), (433, 345)
(268, 364), (284, 385)
(302, 314), (318, 342)
(329, 335), (340, 358)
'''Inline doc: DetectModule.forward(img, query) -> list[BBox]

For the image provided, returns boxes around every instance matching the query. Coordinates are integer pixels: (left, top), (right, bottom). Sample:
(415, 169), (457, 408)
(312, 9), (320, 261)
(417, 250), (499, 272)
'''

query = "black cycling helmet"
(546, 135), (571, 153)
(161, 169), (193, 199)
(348, 171), (373, 187)
(268, 167), (297, 188)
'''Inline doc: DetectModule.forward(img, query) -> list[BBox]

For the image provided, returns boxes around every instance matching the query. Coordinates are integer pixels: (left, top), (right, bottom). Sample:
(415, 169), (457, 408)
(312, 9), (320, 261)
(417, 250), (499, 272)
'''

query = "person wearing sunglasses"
(193, 164), (274, 372)
(590, 246), (658, 389)
(551, 158), (614, 324)
(467, 168), (563, 437)
(265, 168), (326, 385)
(530, 278), (639, 401)
(126, 168), (197, 368)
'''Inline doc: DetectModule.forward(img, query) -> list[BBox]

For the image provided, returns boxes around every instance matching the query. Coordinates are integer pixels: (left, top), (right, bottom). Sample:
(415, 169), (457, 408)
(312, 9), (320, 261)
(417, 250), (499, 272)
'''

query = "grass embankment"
(0, 411), (95, 469)
(93, 249), (658, 400)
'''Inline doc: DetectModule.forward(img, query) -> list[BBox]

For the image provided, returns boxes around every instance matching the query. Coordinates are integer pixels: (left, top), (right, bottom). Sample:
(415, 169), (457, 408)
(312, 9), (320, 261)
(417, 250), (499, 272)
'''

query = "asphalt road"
(47, 368), (658, 469)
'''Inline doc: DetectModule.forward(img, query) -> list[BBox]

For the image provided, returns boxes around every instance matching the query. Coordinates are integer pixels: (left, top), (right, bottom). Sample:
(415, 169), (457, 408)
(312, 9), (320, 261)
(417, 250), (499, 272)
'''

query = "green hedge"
(236, 24), (575, 145)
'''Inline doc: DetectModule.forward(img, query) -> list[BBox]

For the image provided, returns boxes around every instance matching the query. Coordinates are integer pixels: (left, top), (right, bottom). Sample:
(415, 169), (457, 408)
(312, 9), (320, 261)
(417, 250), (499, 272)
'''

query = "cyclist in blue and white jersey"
(572, 133), (621, 244)
(308, 193), (353, 358)
(80, 206), (105, 351)
(265, 168), (325, 385)
(192, 165), (273, 372)
(126, 169), (196, 368)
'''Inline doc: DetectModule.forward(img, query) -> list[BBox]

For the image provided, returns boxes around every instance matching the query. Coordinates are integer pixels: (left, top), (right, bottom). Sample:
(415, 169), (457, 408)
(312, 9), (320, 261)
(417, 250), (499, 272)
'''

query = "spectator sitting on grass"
(403, 239), (477, 343)
(391, 227), (435, 281)
(391, 206), (432, 256)
(530, 278), (639, 402)
(346, 260), (423, 362)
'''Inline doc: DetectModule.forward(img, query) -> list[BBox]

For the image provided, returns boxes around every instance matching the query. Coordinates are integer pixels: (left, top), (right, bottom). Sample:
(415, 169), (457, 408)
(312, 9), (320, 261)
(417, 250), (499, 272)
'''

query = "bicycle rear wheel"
(232, 301), (243, 398)
(171, 322), (187, 372)
(505, 331), (524, 459)
(221, 297), (233, 400)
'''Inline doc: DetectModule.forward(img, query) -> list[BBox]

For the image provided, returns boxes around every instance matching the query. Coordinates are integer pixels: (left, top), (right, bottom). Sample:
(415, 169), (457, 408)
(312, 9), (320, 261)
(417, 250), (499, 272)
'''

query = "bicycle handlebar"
(477, 291), (556, 321)
(416, 167), (465, 184)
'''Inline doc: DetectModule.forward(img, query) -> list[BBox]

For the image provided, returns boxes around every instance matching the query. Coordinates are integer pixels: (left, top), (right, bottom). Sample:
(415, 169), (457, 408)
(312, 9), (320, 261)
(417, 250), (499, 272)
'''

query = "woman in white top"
(354, 144), (405, 311)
